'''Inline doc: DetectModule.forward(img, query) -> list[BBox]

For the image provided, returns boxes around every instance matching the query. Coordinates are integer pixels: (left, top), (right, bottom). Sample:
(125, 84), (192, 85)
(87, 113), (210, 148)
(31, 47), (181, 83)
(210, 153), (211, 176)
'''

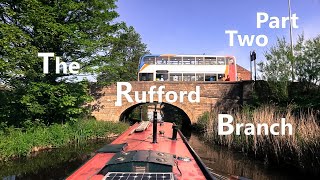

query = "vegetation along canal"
(0, 131), (318, 180)
(1, 103), (318, 180)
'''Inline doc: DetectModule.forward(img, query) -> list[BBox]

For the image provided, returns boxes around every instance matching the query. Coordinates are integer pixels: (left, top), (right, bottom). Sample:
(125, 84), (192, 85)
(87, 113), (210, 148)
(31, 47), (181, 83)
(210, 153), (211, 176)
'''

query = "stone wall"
(90, 81), (253, 123)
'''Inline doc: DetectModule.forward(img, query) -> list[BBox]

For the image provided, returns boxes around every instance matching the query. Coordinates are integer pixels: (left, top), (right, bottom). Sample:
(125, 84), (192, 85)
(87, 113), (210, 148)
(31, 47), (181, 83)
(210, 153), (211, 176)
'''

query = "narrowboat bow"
(67, 111), (218, 180)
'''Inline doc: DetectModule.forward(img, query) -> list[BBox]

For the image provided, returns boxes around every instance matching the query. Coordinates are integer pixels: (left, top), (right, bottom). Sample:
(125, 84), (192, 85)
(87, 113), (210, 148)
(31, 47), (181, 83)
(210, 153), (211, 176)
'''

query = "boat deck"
(67, 122), (207, 180)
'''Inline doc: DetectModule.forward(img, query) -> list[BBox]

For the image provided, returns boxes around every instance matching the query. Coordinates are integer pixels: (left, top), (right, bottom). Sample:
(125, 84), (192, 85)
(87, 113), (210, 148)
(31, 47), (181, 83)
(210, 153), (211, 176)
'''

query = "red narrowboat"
(67, 110), (217, 180)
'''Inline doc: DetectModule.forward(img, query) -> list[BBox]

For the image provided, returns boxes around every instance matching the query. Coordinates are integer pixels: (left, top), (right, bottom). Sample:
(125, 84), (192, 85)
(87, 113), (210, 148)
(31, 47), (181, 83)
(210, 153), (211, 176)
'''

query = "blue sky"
(116, 0), (320, 70)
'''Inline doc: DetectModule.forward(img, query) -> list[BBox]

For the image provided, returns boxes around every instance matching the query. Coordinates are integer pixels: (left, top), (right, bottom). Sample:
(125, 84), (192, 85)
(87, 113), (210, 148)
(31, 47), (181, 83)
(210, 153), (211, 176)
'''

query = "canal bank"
(0, 119), (129, 161)
(195, 105), (320, 177)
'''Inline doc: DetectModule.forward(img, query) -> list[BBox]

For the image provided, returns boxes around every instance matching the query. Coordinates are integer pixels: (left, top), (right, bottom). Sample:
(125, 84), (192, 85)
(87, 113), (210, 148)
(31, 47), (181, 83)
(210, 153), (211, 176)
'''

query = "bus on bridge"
(138, 54), (237, 82)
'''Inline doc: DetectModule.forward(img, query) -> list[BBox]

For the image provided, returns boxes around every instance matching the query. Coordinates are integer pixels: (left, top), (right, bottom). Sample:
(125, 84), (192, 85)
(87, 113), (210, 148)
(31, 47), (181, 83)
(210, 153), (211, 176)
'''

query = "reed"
(0, 119), (129, 161)
(198, 105), (320, 173)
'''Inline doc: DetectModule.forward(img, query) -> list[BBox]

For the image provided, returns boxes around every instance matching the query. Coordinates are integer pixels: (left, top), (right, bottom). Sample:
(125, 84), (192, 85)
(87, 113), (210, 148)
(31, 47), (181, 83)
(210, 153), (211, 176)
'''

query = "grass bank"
(197, 106), (320, 174)
(0, 119), (129, 161)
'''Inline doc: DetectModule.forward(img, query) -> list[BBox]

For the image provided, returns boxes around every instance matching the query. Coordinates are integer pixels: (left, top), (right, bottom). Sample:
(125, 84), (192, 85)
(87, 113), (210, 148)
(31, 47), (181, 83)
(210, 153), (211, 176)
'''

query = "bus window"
(196, 74), (204, 81)
(144, 56), (155, 64)
(156, 70), (168, 81)
(183, 57), (195, 65)
(196, 57), (204, 65)
(205, 57), (217, 65)
(169, 73), (182, 81)
(217, 57), (226, 65)
(226, 57), (235, 65)
(205, 74), (217, 81)
(169, 57), (182, 65)
(183, 73), (196, 81)
(139, 73), (153, 81)
(156, 56), (168, 64)
(218, 74), (225, 81)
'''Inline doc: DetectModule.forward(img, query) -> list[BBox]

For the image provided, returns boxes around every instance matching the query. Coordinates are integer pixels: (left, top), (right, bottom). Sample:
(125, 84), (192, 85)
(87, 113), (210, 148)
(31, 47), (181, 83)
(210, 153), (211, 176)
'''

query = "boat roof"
(67, 122), (213, 180)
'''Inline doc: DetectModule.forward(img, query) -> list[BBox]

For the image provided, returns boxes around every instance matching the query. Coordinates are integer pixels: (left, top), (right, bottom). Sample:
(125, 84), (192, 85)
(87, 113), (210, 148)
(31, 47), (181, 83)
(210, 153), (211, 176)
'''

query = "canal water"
(188, 135), (315, 180)
(0, 139), (114, 180)
(0, 134), (316, 180)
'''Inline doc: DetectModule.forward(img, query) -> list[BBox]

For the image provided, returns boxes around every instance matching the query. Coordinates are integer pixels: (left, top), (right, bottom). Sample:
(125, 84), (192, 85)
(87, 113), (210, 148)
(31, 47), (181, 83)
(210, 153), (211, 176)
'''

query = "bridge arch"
(118, 102), (192, 127)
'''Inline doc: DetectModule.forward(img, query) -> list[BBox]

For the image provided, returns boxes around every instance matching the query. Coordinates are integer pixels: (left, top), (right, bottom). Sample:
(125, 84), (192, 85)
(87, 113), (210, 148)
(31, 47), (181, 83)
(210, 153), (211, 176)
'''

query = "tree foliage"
(0, 0), (148, 126)
(97, 26), (149, 84)
(295, 35), (320, 85)
(258, 34), (320, 109)
(259, 34), (320, 84)
(259, 37), (293, 82)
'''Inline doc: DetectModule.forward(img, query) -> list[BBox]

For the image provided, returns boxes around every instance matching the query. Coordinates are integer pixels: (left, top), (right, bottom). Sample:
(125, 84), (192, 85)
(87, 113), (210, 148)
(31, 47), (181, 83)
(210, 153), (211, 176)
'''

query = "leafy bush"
(0, 81), (92, 127)
(0, 119), (129, 161)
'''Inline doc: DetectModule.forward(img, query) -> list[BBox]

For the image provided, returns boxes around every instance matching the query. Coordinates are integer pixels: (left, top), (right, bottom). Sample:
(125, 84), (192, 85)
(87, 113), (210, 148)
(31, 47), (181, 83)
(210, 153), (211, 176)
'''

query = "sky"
(115, 0), (320, 70)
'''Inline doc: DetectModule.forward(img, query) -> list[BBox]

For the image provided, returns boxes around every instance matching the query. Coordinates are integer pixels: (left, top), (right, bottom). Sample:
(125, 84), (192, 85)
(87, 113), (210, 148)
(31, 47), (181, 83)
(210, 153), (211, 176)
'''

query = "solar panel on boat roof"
(103, 172), (174, 180)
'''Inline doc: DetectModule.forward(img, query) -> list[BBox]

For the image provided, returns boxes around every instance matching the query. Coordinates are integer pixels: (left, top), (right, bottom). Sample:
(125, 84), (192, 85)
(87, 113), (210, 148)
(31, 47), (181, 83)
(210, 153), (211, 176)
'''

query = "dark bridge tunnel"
(119, 102), (192, 138)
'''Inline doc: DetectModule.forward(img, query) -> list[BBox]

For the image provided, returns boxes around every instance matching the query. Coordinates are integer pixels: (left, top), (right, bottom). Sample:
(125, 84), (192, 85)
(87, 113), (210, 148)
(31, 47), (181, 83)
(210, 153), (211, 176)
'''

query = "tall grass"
(198, 105), (320, 173)
(0, 119), (129, 161)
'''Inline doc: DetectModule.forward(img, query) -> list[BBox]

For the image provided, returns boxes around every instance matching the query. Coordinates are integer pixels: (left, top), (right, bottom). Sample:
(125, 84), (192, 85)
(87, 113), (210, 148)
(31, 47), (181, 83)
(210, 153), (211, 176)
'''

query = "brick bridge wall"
(90, 81), (253, 124)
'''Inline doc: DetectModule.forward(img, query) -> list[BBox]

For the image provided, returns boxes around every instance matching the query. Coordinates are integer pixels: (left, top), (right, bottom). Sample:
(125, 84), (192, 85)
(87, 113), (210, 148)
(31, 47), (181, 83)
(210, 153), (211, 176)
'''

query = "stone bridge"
(90, 81), (253, 124)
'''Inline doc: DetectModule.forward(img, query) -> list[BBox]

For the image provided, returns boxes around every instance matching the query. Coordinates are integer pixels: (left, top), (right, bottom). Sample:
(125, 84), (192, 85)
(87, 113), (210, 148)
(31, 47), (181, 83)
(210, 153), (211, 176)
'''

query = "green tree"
(258, 37), (292, 101)
(259, 37), (293, 82)
(97, 26), (149, 84)
(0, 0), (129, 126)
(295, 35), (320, 85)
(259, 35), (320, 84)
(1, 0), (121, 83)
(258, 34), (320, 108)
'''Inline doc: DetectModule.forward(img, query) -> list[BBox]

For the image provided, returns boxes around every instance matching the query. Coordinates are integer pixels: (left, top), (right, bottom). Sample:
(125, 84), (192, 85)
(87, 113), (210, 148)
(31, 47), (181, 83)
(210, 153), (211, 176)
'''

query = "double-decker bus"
(138, 54), (237, 82)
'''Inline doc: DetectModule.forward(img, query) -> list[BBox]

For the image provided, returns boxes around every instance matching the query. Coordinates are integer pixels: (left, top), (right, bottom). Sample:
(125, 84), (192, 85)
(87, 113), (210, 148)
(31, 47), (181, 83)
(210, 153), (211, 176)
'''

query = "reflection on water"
(188, 134), (317, 180)
(0, 139), (113, 180)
